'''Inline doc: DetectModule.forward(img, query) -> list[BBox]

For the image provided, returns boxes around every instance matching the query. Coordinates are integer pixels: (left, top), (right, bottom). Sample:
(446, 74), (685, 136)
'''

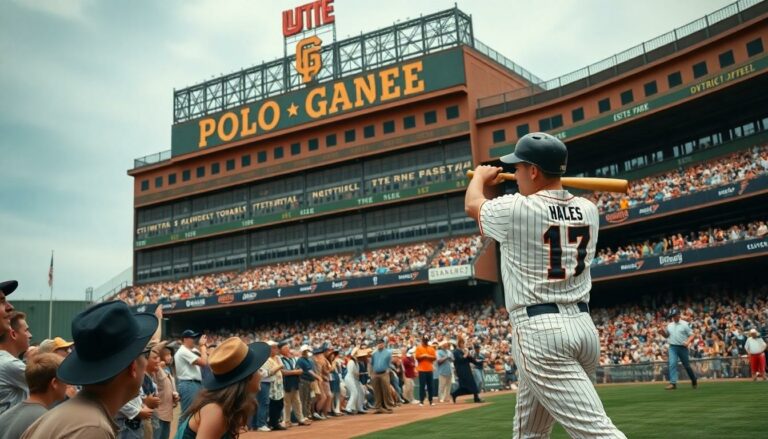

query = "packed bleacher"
(115, 236), (485, 305)
(431, 235), (484, 267)
(593, 285), (768, 367)
(588, 144), (768, 213)
(592, 219), (767, 265)
(184, 285), (766, 379)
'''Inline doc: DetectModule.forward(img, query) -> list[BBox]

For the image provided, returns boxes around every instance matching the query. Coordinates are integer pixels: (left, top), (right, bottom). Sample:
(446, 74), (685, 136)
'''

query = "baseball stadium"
(9, 0), (767, 438)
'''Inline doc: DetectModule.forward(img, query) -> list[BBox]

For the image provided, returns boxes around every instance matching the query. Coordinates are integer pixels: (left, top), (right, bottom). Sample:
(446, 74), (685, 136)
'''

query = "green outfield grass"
(358, 381), (768, 438)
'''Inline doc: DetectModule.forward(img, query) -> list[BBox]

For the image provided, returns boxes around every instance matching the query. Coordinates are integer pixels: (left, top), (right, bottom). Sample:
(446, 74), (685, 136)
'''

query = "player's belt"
(526, 302), (589, 318)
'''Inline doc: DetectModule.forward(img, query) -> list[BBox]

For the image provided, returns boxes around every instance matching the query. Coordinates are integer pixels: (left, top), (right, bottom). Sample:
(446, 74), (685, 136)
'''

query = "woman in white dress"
(343, 348), (360, 414)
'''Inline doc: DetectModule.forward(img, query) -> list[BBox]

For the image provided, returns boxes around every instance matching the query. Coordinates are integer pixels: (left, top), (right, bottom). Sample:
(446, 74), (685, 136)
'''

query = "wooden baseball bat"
(466, 171), (628, 193)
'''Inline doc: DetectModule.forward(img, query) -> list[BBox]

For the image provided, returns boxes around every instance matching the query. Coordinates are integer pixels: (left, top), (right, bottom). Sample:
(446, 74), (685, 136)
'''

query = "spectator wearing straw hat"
(355, 348), (372, 413)
(175, 337), (270, 439)
(327, 347), (343, 416)
(38, 338), (73, 358)
(436, 340), (454, 403)
(21, 301), (158, 439)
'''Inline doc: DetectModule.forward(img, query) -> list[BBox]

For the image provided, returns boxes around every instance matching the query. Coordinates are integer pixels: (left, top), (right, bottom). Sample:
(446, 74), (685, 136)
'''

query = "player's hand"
(199, 335), (208, 347)
(144, 395), (160, 409)
(138, 406), (153, 420)
(472, 165), (504, 185)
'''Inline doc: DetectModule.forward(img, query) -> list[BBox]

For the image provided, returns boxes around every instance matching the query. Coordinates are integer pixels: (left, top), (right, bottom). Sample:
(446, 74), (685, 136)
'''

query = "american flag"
(48, 251), (54, 288)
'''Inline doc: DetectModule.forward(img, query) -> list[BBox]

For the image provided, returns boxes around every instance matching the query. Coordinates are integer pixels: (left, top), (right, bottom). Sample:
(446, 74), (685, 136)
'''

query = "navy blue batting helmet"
(501, 132), (568, 175)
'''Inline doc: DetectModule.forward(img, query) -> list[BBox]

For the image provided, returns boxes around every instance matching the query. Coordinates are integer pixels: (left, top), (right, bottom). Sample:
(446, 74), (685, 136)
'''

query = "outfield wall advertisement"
(591, 236), (768, 279)
(132, 269), (428, 314)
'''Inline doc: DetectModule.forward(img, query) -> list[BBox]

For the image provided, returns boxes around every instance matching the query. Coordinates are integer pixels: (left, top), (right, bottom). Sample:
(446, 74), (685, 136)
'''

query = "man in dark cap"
(659, 307), (697, 390)
(173, 329), (208, 414)
(21, 301), (158, 439)
(0, 280), (18, 336)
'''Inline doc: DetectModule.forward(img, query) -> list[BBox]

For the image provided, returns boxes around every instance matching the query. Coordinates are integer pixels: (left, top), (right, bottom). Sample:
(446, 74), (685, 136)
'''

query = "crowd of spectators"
(592, 219), (767, 266)
(198, 299), (516, 380)
(594, 285), (768, 370)
(187, 284), (766, 374)
(114, 236), (484, 306)
(431, 235), (484, 267)
(588, 144), (768, 214)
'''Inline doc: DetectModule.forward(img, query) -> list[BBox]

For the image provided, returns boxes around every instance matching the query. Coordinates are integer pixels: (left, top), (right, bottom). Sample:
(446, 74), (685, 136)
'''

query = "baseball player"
(465, 133), (625, 438)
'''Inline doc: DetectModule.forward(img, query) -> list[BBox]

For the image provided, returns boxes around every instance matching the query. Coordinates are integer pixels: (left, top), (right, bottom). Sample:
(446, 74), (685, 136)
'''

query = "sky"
(0, 0), (736, 301)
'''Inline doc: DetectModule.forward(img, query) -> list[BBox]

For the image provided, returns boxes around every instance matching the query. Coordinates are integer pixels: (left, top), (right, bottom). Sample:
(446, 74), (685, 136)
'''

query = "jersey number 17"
(543, 225), (591, 279)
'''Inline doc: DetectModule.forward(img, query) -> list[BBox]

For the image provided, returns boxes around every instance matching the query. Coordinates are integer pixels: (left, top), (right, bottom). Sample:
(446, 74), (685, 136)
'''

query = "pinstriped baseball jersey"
(479, 189), (599, 310)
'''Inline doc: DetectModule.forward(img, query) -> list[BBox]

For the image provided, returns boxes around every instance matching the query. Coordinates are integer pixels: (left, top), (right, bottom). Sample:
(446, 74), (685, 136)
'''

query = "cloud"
(0, 0), (736, 301)
(11, 0), (92, 22)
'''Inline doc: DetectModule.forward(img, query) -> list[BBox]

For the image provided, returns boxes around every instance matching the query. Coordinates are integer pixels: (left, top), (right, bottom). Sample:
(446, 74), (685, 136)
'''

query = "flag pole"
(48, 250), (54, 339)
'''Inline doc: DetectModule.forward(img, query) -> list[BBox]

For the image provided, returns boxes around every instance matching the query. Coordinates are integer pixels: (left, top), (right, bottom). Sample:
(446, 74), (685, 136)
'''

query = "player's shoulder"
(563, 194), (599, 217)
(483, 193), (524, 211)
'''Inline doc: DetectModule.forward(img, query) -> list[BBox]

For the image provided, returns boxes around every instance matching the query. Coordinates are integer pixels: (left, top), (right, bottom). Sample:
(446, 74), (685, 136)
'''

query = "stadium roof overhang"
(564, 71), (768, 175)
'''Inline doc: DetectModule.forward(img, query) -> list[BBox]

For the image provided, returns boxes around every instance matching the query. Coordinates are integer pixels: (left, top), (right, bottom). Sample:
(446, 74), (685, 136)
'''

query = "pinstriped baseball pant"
(510, 304), (626, 439)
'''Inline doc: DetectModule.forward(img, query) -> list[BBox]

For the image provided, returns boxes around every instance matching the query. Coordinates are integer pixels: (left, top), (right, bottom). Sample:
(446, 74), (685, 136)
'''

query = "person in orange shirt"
(619, 197), (629, 210)
(414, 336), (437, 406)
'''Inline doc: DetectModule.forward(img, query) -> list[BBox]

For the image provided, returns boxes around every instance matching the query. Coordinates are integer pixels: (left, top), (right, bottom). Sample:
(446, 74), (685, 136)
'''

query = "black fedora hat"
(0, 280), (18, 295)
(181, 329), (201, 339)
(203, 338), (270, 391)
(58, 301), (158, 385)
(312, 343), (328, 355)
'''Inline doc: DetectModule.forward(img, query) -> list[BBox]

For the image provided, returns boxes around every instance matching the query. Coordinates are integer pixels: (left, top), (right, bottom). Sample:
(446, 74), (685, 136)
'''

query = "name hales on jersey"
(548, 205), (584, 222)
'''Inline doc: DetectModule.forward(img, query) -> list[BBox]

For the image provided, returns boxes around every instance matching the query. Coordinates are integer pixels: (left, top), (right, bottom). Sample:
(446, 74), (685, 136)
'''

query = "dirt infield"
(236, 393), (505, 438)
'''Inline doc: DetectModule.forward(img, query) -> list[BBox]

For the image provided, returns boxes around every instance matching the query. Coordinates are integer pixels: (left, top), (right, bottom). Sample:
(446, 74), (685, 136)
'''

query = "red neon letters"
(283, 0), (335, 37)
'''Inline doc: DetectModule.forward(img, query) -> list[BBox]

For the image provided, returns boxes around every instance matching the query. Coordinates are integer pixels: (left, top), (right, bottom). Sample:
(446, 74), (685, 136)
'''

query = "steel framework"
(173, 7), (479, 124)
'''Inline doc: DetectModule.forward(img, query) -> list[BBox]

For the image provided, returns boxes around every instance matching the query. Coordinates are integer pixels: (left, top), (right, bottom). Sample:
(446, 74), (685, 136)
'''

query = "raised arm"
(465, 165), (504, 222)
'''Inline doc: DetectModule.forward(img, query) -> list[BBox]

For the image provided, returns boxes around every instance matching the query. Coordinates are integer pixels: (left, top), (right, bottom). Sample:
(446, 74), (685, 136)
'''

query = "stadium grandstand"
(112, 0), (768, 400)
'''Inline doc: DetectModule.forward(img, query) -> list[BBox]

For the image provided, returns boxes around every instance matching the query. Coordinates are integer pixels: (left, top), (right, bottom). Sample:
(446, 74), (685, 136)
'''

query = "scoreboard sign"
(170, 0), (467, 157)
(283, 0), (335, 84)
(172, 49), (466, 155)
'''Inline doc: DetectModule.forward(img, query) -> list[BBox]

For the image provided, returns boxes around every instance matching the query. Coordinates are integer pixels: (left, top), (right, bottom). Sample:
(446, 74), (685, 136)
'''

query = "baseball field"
(357, 381), (767, 438)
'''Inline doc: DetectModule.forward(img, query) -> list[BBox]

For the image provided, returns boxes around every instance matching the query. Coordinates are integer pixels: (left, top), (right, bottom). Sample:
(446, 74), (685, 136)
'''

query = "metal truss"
(172, 7), (475, 123)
